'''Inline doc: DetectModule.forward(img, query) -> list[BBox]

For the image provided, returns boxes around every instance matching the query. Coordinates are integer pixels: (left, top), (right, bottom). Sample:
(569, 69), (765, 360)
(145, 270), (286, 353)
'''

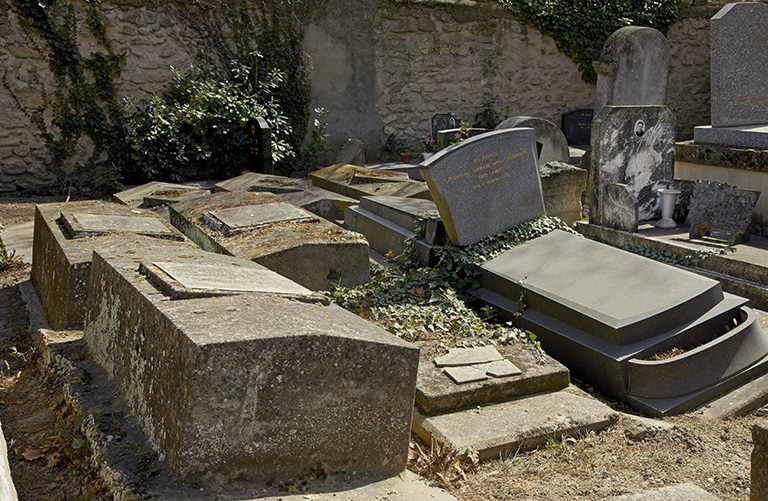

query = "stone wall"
(0, 0), (717, 192)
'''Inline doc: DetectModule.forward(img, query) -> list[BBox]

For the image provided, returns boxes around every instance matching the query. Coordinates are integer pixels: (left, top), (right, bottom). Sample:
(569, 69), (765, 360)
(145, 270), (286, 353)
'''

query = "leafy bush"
(126, 54), (294, 182)
(497, 0), (679, 82)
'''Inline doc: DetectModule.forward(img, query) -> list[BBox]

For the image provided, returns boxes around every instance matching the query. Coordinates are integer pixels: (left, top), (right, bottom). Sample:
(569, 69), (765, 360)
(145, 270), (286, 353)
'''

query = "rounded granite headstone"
(495, 116), (570, 166)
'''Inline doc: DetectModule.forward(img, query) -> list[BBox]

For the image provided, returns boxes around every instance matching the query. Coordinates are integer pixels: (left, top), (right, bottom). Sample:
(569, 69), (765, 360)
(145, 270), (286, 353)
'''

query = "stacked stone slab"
(31, 200), (189, 329)
(472, 230), (768, 416)
(113, 181), (211, 209)
(83, 237), (419, 482)
(213, 172), (357, 222)
(345, 196), (446, 266)
(309, 164), (432, 200)
(169, 191), (370, 290)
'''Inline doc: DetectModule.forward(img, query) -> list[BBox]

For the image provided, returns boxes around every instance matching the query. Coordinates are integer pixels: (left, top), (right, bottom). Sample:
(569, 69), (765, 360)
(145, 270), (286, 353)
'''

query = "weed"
(59, 414), (86, 450)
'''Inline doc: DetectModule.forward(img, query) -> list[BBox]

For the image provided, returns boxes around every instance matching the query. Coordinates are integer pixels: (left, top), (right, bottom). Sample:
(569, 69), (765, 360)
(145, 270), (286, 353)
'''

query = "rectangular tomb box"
(420, 128), (546, 246)
(113, 181), (210, 208)
(169, 191), (370, 290)
(309, 164), (432, 201)
(31, 200), (189, 330)
(83, 240), (419, 482)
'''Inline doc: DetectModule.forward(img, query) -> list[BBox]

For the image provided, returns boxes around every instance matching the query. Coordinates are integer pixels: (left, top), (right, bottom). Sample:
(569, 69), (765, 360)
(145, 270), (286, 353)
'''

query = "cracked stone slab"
(60, 212), (179, 239)
(443, 366), (490, 384)
(153, 261), (312, 295)
(475, 359), (522, 378)
(203, 203), (317, 235)
(434, 346), (504, 367)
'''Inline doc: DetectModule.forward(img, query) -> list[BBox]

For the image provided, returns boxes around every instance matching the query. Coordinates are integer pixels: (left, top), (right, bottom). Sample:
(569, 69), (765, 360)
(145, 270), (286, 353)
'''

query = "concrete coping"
(59, 212), (182, 240)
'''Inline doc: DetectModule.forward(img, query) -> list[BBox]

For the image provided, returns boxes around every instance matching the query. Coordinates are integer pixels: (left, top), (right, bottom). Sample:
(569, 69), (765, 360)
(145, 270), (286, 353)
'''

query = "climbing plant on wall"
(497, 0), (679, 83)
(4, 0), (131, 191)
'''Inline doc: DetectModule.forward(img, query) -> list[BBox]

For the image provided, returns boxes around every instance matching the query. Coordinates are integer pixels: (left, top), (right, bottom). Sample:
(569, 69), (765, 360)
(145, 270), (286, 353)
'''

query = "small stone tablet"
(60, 212), (175, 239)
(474, 359), (522, 378)
(153, 261), (311, 295)
(205, 202), (316, 234)
(434, 346), (504, 367)
(443, 366), (489, 384)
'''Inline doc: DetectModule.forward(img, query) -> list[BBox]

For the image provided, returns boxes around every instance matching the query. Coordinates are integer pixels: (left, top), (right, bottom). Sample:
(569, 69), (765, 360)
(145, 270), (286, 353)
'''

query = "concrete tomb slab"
(539, 161), (587, 226)
(169, 191), (370, 290)
(420, 128), (545, 246)
(83, 239), (418, 482)
(213, 172), (312, 194)
(335, 138), (366, 166)
(590, 106), (675, 225)
(477, 359), (522, 378)
(473, 230), (768, 415)
(495, 116), (570, 166)
(688, 179), (761, 245)
(443, 366), (489, 384)
(113, 181), (210, 208)
(31, 200), (190, 330)
(309, 164), (431, 201)
(434, 346), (504, 367)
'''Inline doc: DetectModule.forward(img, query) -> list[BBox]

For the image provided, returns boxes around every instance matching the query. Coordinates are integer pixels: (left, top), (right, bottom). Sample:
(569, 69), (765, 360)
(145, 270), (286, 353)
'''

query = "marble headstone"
(590, 106), (675, 226)
(420, 128), (545, 246)
(688, 180), (761, 245)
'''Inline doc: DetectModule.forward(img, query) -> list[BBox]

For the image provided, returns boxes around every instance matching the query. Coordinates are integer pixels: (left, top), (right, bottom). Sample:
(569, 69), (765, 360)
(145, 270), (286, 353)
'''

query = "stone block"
(590, 106), (675, 223)
(495, 116), (570, 166)
(169, 191), (370, 290)
(213, 172), (312, 195)
(710, 3), (768, 127)
(420, 128), (545, 246)
(83, 240), (419, 482)
(309, 164), (431, 201)
(539, 161), (587, 226)
(335, 138), (366, 166)
(688, 179), (761, 245)
(113, 181), (210, 208)
(30, 200), (188, 330)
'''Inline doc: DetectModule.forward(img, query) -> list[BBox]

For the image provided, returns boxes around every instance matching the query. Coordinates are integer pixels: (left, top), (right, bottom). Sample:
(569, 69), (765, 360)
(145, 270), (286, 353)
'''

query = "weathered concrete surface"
(113, 181), (210, 208)
(413, 389), (617, 460)
(169, 192), (370, 290)
(602, 483), (721, 500)
(213, 172), (313, 194)
(416, 342), (569, 415)
(309, 164), (431, 200)
(30, 201), (189, 330)
(540, 161), (587, 226)
(753, 421), (768, 501)
(83, 238), (419, 483)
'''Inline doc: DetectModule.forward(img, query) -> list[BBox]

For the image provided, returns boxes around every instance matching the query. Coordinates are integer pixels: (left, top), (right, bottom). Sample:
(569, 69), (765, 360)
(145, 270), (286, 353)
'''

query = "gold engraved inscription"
(446, 148), (528, 190)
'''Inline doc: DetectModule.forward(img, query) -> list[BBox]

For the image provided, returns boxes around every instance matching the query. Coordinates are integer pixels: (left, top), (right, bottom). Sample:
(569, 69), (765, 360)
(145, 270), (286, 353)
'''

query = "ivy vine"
(4, 0), (131, 190)
(497, 0), (680, 83)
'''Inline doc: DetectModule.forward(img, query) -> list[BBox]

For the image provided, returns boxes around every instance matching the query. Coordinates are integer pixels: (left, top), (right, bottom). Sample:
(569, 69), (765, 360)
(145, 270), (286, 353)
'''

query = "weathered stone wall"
(0, 0), (716, 192)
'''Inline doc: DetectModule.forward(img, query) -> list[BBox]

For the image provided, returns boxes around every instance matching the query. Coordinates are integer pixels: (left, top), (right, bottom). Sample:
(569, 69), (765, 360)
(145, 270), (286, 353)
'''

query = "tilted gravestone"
(420, 128), (545, 246)
(245, 116), (273, 175)
(562, 109), (594, 147)
(83, 237), (419, 482)
(335, 138), (366, 166)
(31, 200), (189, 329)
(688, 179), (761, 245)
(590, 106), (675, 226)
(431, 112), (460, 142)
(169, 191), (370, 290)
(495, 116), (570, 166)
(593, 26), (671, 114)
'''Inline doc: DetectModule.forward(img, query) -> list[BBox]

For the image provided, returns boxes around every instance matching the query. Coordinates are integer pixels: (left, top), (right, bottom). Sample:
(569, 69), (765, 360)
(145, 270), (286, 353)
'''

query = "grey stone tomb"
(335, 138), (366, 166)
(688, 179), (761, 245)
(245, 116), (273, 175)
(590, 105), (675, 227)
(472, 229), (768, 416)
(112, 181), (210, 208)
(495, 116), (570, 166)
(421, 128), (545, 246)
(83, 238), (418, 482)
(594, 26), (671, 114)
(539, 161), (588, 226)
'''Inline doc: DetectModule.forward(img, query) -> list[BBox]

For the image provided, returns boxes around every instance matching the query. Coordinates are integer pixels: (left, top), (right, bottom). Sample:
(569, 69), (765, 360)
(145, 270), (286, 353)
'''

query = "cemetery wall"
(0, 0), (714, 192)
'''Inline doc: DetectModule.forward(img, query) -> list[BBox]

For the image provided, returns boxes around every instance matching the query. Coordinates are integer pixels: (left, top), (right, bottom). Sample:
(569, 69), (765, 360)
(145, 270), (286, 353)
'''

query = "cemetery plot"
(420, 128), (545, 246)
(309, 164), (432, 200)
(31, 200), (190, 330)
(83, 240), (418, 482)
(169, 191), (370, 290)
(473, 230), (768, 416)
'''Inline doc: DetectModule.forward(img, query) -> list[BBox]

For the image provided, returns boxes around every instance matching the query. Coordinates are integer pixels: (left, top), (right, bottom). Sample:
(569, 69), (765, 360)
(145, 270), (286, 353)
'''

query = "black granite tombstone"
(562, 109), (593, 146)
(245, 117), (273, 175)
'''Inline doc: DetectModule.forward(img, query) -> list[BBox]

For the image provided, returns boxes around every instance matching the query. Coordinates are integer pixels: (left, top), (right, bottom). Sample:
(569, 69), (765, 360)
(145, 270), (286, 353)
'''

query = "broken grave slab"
(416, 342), (569, 415)
(214, 172), (357, 222)
(412, 390), (617, 461)
(83, 238), (419, 483)
(113, 181), (210, 208)
(169, 191), (369, 290)
(31, 200), (190, 330)
(309, 164), (431, 201)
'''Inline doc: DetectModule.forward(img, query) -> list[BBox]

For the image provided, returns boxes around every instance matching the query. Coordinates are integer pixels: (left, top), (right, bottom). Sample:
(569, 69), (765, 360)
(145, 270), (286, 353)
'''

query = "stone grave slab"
(309, 164), (431, 200)
(420, 128), (545, 246)
(710, 2), (768, 128)
(694, 124), (768, 150)
(477, 359), (522, 378)
(412, 390), (617, 461)
(495, 116), (570, 166)
(345, 196), (444, 266)
(594, 26), (670, 113)
(31, 200), (190, 330)
(83, 239), (418, 482)
(562, 109), (593, 146)
(113, 181), (210, 208)
(213, 172), (312, 194)
(434, 346), (503, 366)
(473, 230), (768, 415)
(169, 191), (370, 290)
(60, 212), (178, 239)
(590, 106), (675, 225)
(540, 161), (587, 226)
(688, 179), (761, 245)
(202, 202), (317, 236)
(335, 138), (365, 166)
(416, 343), (569, 415)
(443, 366), (489, 384)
